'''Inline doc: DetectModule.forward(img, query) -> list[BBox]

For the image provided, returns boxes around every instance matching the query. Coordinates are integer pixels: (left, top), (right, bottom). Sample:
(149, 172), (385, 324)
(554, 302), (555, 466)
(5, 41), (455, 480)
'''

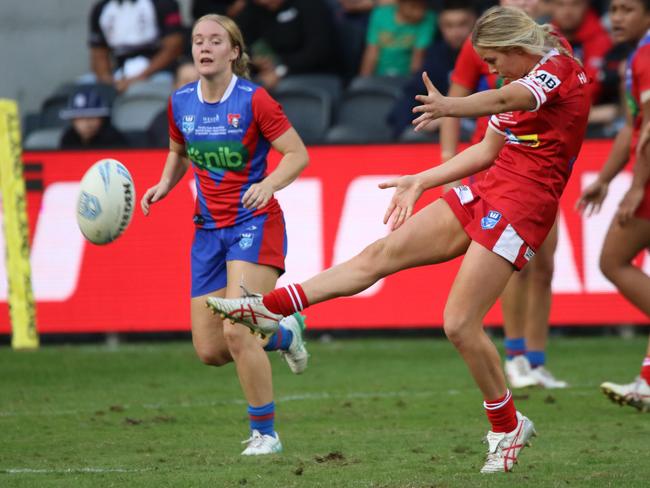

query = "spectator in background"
(329, 0), (395, 78)
(192, 0), (247, 18)
(59, 86), (128, 149)
(89, 0), (185, 92)
(236, 0), (340, 90)
(359, 0), (436, 77)
(550, 0), (612, 107)
(388, 0), (477, 137)
(147, 59), (200, 147)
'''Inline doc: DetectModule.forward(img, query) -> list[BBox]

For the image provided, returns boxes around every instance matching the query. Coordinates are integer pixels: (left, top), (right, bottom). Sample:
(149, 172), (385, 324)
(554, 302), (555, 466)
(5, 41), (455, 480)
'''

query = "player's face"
(192, 20), (239, 78)
(609, 0), (650, 44)
(476, 47), (534, 80)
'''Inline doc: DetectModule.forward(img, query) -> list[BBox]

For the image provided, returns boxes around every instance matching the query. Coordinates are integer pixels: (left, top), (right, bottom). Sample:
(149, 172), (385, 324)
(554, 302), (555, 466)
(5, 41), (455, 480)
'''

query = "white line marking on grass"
(0, 386), (595, 418)
(3, 468), (151, 474)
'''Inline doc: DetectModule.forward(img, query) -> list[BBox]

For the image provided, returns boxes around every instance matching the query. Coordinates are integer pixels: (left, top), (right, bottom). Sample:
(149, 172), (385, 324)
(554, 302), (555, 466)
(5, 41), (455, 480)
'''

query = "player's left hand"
(615, 186), (644, 226)
(242, 181), (274, 210)
(378, 175), (423, 230)
(412, 72), (449, 132)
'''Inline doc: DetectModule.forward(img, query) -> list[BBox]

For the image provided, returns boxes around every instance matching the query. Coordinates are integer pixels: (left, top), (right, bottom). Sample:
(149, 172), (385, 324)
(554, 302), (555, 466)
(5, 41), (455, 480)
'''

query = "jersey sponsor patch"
(532, 70), (561, 92)
(481, 210), (502, 230)
(182, 115), (195, 134)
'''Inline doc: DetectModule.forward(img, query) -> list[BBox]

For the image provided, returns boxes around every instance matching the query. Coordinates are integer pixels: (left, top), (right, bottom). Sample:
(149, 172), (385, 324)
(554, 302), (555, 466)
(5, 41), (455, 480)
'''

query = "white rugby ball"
(76, 158), (136, 245)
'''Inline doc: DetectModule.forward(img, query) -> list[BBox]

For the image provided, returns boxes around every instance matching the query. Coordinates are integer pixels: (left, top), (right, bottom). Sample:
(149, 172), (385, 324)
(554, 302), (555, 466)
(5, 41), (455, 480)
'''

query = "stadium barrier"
(0, 141), (648, 333)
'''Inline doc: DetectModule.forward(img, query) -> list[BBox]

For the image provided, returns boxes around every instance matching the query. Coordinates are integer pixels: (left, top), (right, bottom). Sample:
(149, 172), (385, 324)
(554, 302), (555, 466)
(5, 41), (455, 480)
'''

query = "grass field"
(1, 335), (649, 487)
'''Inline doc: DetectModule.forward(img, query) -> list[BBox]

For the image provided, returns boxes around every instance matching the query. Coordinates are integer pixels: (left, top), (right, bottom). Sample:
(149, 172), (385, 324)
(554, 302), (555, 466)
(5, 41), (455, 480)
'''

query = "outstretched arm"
(412, 72), (536, 131)
(380, 128), (504, 229)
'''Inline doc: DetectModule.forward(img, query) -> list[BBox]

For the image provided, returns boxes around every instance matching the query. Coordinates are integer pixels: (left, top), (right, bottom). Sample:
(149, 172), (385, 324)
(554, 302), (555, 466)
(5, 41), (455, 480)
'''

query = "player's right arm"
(141, 139), (190, 216)
(440, 82), (472, 191)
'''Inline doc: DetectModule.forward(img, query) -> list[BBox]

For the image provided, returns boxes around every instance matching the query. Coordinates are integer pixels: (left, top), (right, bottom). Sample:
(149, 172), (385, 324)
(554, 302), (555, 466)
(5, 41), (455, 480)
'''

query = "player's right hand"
(141, 183), (170, 216)
(576, 179), (608, 217)
(379, 175), (423, 231)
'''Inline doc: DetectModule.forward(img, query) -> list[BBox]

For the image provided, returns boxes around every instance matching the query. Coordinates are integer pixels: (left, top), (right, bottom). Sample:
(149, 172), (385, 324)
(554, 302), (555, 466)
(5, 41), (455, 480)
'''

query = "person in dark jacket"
(59, 86), (128, 149)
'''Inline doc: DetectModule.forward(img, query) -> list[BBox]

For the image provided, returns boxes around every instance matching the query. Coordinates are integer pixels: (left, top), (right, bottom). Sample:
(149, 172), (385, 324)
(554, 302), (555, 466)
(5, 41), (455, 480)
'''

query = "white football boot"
(241, 430), (283, 456)
(207, 292), (282, 338)
(480, 411), (536, 474)
(601, 376), (650, 412)
(504, 356), (538, 389)
(278, 313), (309, 374)
(529, 366), (568, 389)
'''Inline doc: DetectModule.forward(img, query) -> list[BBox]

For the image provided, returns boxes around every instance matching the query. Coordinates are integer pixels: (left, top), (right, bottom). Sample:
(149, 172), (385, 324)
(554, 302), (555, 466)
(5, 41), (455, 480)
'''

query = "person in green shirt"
(360, 0), (436, 77)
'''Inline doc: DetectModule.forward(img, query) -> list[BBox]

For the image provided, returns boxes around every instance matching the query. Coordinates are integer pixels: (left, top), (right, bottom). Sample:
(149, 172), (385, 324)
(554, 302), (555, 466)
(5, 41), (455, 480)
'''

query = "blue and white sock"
(263, 324), (293, 351)
(504, 337), (526, 360)
(248, 401), (275, 437)
(526, 350), (545, 368)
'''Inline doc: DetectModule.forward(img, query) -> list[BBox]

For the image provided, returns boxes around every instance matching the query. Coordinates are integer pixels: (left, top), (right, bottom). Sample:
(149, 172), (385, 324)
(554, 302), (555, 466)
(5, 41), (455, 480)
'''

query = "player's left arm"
(243, 88), (309, 210)
(412, 72), (536, 131)
(616, 98), (650, 225)
(242, 127), (308, 210)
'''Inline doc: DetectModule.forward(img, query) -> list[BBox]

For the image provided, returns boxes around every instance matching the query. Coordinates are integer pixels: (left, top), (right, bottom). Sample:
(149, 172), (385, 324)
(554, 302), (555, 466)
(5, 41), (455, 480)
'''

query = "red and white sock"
(484, 390), (518, 433)
(263, 284), (308, 316)
(641, 356), (650, 386)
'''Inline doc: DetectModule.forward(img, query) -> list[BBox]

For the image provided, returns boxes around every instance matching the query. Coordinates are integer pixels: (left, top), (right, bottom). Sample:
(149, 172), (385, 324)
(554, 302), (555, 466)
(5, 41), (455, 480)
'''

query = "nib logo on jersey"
(187, 141), (248, 172)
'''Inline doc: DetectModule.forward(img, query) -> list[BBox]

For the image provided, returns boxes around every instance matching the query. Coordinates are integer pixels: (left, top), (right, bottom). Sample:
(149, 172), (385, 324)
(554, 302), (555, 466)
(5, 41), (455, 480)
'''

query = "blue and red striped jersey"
(168, 75), (291, 228)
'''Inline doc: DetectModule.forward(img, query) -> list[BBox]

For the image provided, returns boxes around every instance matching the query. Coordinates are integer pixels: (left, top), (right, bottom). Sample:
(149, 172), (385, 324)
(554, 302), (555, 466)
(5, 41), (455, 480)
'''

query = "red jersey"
(627, 31), (650, 220)
(627, 31), (650, 147)
(478, 50), (590, 250)
(450, 37), (501, 143)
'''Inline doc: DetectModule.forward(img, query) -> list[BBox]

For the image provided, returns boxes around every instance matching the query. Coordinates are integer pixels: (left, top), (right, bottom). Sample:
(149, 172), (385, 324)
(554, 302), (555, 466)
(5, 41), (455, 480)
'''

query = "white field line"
(0, 386), (594, 418)
(3, 467), (151, 474)
(0, 390), (443, 418)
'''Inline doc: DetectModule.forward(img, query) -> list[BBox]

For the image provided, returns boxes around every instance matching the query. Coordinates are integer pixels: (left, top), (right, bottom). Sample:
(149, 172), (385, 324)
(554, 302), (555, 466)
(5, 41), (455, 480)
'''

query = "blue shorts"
(191, 212), (287, 297)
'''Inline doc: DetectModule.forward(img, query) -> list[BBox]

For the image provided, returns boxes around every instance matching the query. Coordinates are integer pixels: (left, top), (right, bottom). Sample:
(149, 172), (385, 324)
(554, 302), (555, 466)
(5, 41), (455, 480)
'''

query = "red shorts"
(634, 182), (650, 221)
(443, 185), (536, 270)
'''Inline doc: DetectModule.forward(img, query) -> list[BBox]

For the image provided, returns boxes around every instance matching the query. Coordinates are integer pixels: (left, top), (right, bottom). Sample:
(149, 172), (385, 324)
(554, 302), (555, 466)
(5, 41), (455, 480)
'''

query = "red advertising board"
(0, 141), (648, 333)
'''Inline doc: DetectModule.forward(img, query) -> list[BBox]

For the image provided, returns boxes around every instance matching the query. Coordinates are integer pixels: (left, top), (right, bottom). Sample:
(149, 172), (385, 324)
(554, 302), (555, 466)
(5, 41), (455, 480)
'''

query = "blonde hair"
(472, 6), (572, 59)
(192, 14), (251, 79)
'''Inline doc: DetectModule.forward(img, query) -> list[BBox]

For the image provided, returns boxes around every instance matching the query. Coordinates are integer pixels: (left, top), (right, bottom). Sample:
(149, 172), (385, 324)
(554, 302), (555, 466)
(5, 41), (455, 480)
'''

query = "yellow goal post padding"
(0, 99), (38, 349)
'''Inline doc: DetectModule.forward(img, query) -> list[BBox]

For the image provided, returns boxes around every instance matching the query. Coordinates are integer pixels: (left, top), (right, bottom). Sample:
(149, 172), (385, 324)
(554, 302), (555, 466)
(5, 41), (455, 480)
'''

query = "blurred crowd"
(23, 0), (631, 150)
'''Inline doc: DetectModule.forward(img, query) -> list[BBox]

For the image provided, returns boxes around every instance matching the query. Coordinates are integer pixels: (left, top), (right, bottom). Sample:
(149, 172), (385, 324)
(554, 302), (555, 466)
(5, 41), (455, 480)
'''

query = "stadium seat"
(124, 78), (174, 98)
(399, 126), (439, 143)
(348, 75), (407, 98)
(112, 93), (168, 133)
(324, 82), (399, 143)
(275, 74), (343, 106)
(23, 127), (65, 150)
(275, 87), (332, 144)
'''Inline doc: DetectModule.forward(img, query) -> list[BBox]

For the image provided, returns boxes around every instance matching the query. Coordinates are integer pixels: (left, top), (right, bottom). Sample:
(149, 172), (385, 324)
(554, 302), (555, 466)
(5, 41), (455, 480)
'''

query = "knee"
(193, 343), (231, 367)
(223, 323), (250, 358)
(599, 249), (621, 283)
(357, 238), (390, 278)
(443, 308), (473, 350)
(529, 256), (554, 287)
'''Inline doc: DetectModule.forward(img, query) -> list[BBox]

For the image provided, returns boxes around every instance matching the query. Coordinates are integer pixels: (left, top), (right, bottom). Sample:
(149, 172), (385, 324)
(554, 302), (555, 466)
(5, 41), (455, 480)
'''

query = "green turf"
(1, 336), (649, 487)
